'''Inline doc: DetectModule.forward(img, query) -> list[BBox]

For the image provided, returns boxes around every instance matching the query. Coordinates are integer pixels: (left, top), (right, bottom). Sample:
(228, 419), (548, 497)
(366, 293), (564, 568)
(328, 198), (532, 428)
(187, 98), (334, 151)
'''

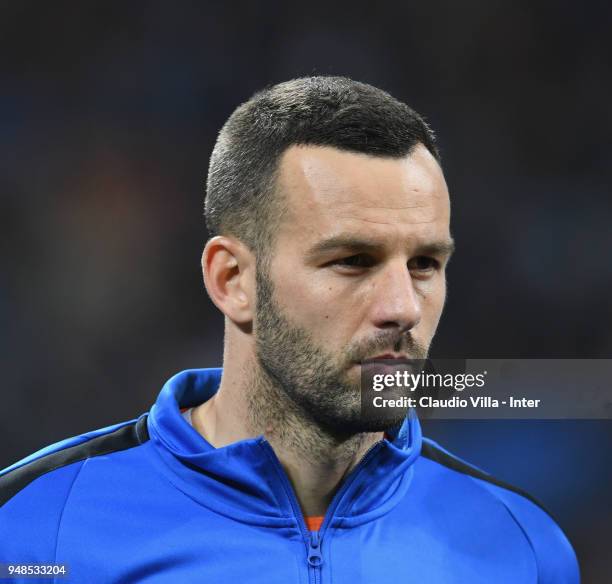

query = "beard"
(253, 264), (429, 438)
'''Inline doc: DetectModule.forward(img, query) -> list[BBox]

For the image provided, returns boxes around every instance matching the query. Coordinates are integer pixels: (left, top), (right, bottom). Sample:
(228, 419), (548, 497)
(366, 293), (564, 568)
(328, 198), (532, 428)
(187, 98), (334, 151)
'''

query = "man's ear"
(201, 236), (255, 325)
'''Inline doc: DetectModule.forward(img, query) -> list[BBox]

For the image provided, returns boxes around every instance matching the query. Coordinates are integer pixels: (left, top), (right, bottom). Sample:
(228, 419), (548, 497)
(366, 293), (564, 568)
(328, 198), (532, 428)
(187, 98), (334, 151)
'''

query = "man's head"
(205, 76), (440, 260)
(203, 77), (453, 436)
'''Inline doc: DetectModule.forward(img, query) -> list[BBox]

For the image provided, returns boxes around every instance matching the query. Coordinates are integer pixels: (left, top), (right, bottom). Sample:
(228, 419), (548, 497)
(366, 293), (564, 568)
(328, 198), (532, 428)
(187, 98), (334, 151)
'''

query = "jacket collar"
(148, 368), (422, 527)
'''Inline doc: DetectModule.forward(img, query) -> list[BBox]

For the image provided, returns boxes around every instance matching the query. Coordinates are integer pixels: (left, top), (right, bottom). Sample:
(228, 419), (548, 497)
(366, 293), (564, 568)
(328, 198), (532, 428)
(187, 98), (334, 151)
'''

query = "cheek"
(293, 284), (355, 327)
(420, 278), (447, 330)
(275, 272), (359, 340)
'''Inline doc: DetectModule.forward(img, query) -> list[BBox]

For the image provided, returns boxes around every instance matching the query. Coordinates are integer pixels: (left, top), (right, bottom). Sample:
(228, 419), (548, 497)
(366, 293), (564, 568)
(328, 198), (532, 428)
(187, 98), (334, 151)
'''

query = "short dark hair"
(205, 76), (440, 256)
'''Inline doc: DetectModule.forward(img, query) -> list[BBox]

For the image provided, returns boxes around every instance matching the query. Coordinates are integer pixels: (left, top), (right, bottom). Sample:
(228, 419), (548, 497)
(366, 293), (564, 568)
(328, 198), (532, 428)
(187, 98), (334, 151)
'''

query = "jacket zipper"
(307, 530), (322, 584)
(263, 439), (386, 584)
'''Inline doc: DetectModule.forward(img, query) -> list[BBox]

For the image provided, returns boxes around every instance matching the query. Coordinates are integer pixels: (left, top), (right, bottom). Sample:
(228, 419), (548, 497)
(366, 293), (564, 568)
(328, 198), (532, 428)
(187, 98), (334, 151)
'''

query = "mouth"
(361, 353), (411, 363)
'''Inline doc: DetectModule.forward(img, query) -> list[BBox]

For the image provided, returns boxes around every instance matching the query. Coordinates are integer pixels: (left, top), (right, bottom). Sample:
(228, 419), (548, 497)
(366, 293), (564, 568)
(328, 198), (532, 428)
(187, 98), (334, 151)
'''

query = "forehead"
(275, 144), (451, 248)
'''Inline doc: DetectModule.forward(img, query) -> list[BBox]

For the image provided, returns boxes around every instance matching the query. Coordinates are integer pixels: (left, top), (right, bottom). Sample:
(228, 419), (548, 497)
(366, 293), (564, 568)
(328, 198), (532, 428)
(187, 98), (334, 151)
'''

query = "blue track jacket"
(0, 368), (579, 583)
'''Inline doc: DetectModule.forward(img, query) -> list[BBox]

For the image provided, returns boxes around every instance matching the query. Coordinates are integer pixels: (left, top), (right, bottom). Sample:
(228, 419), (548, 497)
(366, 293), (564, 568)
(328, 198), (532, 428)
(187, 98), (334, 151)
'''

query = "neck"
(191, 357), (383, 517)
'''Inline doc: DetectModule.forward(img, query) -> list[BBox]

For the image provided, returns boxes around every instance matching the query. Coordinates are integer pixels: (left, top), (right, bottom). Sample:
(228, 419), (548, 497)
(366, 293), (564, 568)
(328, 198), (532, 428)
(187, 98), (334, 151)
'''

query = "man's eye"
(409, 256), (439, 272)
(333, 255), (374, 268)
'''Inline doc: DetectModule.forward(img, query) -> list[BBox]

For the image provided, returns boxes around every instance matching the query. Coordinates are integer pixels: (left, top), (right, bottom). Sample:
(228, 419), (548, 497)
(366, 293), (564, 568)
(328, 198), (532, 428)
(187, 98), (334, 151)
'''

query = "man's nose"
(370, 260), (422, 332)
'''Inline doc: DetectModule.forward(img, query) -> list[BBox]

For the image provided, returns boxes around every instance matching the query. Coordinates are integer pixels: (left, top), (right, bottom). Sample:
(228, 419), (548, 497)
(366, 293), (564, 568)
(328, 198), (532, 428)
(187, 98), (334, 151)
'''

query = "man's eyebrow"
(416, 239), (455, 258)
(305, 236), (383, 259)
(305, 236), (456, 259)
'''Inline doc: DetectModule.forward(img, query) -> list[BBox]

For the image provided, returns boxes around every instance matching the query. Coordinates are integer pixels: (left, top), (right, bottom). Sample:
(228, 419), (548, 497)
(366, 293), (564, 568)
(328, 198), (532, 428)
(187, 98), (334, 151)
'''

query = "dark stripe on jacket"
(0, 415), (149, 507)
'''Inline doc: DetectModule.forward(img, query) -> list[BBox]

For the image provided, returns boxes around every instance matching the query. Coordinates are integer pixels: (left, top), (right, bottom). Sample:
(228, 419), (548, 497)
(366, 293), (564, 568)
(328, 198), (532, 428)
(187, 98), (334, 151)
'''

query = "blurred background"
(1, 1), (610, 580)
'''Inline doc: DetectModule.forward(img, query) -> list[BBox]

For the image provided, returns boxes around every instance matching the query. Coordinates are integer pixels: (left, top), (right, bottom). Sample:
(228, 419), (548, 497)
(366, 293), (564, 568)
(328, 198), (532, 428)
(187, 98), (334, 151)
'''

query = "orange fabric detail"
(304, 516), (324, 532)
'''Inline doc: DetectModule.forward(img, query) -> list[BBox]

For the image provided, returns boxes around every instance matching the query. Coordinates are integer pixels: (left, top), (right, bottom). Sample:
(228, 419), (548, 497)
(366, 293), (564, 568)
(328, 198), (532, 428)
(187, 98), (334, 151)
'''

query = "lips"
(363, 353), (409, 362)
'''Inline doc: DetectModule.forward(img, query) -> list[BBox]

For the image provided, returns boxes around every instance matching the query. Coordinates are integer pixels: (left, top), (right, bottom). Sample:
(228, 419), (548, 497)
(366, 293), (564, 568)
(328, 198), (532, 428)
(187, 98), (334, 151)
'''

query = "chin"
(318, 410), (408, 437)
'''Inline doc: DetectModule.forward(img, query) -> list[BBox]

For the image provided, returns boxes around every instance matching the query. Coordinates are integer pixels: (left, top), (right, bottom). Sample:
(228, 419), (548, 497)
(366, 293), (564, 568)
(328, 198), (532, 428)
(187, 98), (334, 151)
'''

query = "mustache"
(346, 331), (428, 363)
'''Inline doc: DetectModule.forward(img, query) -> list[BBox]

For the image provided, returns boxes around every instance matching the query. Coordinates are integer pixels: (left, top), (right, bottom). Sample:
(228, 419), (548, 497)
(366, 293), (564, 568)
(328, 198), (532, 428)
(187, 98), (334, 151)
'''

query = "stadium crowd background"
(1, 2), (611, 580)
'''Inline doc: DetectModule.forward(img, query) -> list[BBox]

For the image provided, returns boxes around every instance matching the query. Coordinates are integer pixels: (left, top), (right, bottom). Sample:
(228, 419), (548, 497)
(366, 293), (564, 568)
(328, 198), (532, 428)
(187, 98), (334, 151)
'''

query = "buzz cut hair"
(205, 76), (440, 260)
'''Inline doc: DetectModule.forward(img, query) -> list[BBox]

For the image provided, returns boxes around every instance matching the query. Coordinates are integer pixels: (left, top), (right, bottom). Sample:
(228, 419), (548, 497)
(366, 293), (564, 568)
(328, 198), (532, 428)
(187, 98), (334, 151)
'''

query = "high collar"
(147, 368), (422, 528)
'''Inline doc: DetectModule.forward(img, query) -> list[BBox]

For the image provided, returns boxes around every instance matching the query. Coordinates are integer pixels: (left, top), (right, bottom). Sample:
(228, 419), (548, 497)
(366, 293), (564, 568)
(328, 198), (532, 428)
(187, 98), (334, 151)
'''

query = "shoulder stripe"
(0, 415), (149, 507)
(420, 439), (551, 516)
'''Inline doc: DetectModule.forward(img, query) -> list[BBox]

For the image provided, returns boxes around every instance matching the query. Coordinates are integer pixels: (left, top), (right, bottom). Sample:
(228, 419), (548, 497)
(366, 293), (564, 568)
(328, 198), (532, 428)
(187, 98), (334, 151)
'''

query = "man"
(0, 77), (578, 583)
